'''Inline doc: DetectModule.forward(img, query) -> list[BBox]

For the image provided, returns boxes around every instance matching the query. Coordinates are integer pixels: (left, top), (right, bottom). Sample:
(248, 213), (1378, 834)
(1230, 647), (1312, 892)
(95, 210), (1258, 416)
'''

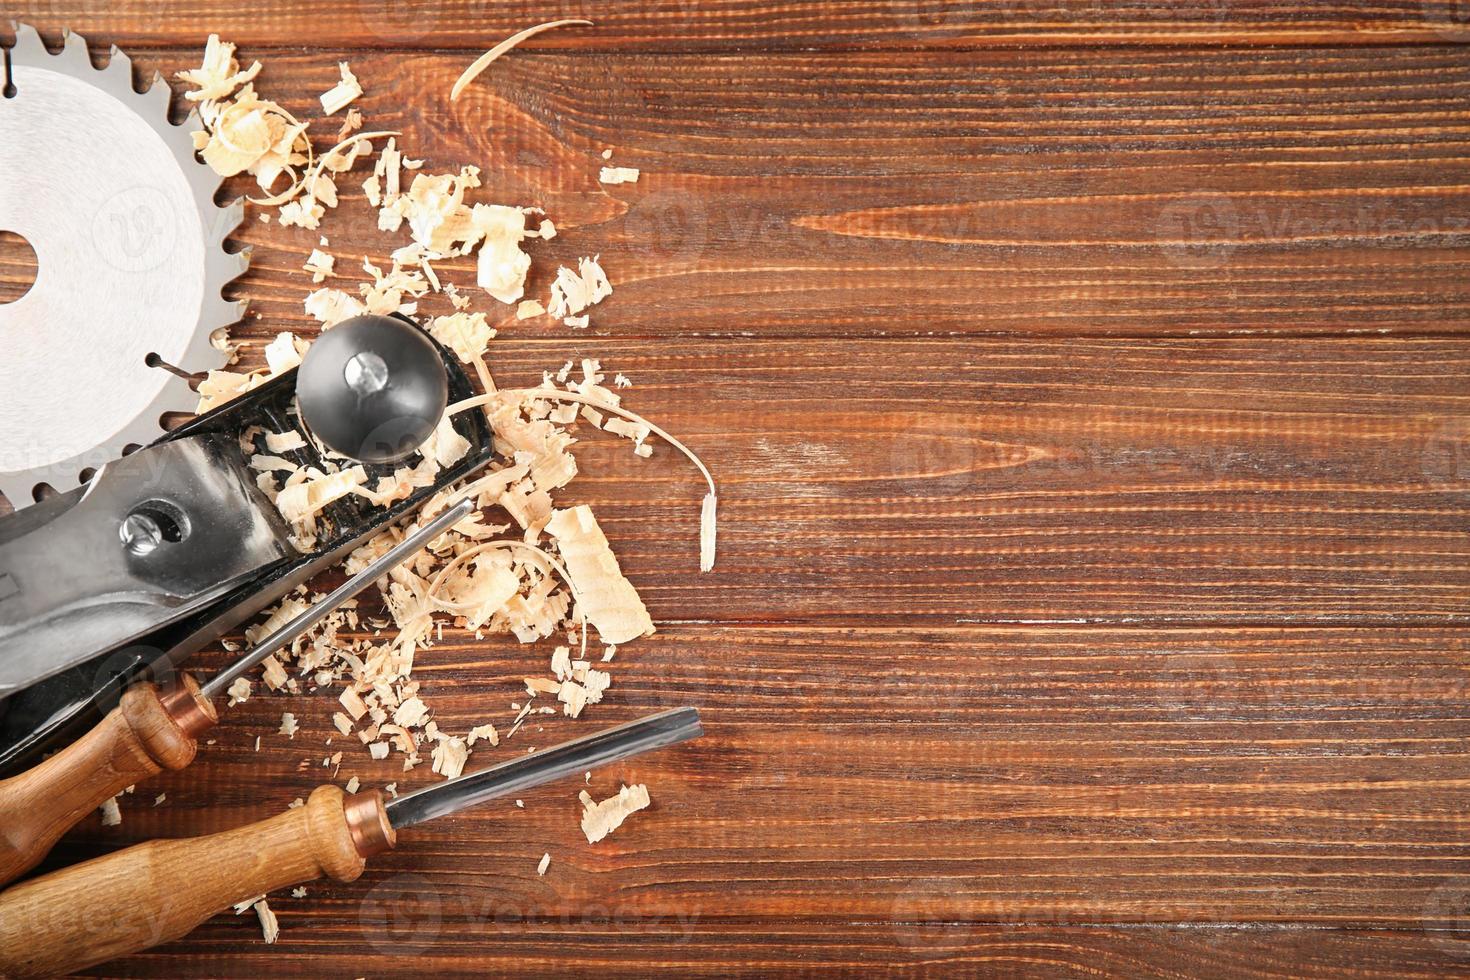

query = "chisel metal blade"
(386, 706), (702, 830)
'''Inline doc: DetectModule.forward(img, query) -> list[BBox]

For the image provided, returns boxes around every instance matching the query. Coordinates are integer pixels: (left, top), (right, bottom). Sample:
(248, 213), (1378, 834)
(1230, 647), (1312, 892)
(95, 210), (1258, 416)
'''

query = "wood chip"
(99, 796), (122, 827)
(226, 677), (252, 706)
(599, 166), (640, 185)
(253, 899), (280, 944)
(320, 62), (363, 115)
(579, 784), (651, 843)
(537, 852), (551, 876)
(304, 249), (336, 283)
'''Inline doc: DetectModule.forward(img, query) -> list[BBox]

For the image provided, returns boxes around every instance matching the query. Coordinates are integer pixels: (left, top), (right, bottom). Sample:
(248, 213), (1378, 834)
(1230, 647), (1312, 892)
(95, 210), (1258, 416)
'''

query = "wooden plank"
(53, 625), (1470, 942)
(84, 925), (1470, 978)
(12, 44), (1470, 338)
(176, 335), (1466, 626)
(10, 3), (1470, 51)
(12, 335), (1465, 621)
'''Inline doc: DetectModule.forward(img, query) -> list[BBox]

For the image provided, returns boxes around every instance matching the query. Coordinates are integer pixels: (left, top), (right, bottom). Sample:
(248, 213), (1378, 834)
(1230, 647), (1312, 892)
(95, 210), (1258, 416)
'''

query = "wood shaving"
(292, 886), (308, 899)
(429, 311), (495, 363)
(579, 784), (650, 843)
(337, 108), (363, 140)
(547, 256), (612, 319)
(226, 677), (252, 706)
(546, 506), (653, 644)
(279, 712), (299, 738)
(320, 62), (363, 115)
(431, 735), (469, 779)
(473, 205), (534, 304)
(304, 249), (336, 283)
(176, 35), (261, 102)
(537, 852), (550, 876)
(153, 793), (167, 807)
(253, 899), (280, 944)
(304, 287), (366, 327)
(178, 37), (720, 816)
(99, 796), (122, 827)
(450, 20), (593, 101)
(599, 166), (640, 185)
(345, 776), (361, 794)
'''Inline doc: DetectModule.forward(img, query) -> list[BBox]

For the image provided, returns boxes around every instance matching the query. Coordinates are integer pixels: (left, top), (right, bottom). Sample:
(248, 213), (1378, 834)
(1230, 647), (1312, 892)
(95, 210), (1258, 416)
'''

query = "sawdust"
(183, 39), (713, 862)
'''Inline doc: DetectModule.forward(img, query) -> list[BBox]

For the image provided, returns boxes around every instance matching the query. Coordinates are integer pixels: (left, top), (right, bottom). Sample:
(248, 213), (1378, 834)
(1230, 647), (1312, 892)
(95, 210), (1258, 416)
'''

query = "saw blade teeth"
(229, 246), (253, 279)
(7, 22), (46, 62)
(0, 473), (37, 511)
(57, 29), (92, 74)
(0, 26), (249, 511)
(144, 71), (172, 112)
(210, 200), (246, 248)
(107, 44), (132, 79)
(205, 294), (246, 329)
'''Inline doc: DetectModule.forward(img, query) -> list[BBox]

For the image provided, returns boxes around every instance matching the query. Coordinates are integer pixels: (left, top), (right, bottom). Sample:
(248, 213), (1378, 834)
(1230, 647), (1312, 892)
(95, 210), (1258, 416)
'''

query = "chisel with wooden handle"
(0, 499), (473, 888)
(0, 706), (701, 977)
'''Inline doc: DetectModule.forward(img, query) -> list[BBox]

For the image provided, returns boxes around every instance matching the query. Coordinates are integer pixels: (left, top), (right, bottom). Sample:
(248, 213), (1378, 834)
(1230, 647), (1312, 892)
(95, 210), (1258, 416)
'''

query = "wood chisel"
(0, 497), (474, 888)
(0, 706), (702, 977)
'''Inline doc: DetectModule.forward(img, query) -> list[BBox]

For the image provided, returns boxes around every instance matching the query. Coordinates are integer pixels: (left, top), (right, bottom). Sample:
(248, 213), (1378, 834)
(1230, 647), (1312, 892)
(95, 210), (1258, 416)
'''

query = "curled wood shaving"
(450, 20), (594, 101)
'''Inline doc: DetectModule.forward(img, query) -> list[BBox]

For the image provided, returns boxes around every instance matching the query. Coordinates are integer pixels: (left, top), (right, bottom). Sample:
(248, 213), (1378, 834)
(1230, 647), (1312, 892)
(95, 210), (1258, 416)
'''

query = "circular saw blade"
(0, 23), (248, 508)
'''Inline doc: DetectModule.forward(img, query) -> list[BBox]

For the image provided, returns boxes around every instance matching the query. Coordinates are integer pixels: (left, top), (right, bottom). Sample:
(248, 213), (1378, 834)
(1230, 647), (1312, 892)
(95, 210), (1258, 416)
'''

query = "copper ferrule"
(344, 790), (397, 858)
(158, 674), (219, 739)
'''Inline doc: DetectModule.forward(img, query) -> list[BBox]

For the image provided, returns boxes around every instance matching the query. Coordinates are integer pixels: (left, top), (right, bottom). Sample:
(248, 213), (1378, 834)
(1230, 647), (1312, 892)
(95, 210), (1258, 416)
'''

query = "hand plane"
(0, 314), (494, 776)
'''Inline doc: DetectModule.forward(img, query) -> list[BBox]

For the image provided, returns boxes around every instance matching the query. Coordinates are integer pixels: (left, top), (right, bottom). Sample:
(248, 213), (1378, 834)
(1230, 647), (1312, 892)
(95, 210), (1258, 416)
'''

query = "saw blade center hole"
(0, 230), (37, 305)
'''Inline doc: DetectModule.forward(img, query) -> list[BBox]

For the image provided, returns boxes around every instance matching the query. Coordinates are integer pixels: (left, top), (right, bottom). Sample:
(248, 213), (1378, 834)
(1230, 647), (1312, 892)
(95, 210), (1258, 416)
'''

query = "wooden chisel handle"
(0, 674), (217, 887)
(0, 785), (396, 977)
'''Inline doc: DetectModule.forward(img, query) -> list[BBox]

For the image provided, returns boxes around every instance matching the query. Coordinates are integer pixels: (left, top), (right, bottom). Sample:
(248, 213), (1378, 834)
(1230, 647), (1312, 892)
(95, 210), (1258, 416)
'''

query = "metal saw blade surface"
(0, 25), (246, 507)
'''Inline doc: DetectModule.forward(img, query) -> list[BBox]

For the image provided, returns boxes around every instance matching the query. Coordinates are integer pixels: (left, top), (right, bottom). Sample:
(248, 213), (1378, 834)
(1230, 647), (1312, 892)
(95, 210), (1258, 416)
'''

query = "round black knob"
(295, 314), (449, 464)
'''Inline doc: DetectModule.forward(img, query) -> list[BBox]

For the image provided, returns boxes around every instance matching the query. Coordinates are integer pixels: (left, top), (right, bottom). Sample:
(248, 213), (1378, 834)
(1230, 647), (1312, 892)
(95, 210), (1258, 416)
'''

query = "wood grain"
(0, 785), (369, 976)
(0, 678), (213, 887)
(9, 3), (1470, 51)
(45, 624), (1470, 973)
(14, 43), (1470, 338)
(286, 336), (1468, 626)
(72, 925), (1470, 979)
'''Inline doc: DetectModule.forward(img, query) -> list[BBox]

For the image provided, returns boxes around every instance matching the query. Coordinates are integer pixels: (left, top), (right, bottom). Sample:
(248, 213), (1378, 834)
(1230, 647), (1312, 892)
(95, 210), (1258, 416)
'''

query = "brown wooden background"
(5, 1), (1470, 976)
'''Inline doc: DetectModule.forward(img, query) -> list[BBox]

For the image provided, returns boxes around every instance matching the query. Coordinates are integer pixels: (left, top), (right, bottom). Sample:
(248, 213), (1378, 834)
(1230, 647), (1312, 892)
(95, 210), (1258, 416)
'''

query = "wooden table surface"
(5, 2), (1470, 976)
